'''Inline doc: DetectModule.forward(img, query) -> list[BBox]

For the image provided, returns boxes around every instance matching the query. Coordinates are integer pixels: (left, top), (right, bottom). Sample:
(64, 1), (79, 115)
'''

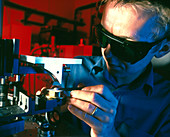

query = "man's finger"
(82, 85), (117, 102)
(69, 98), (116, 122)
(68, 104), (103, 132)
(70, 90), (116, 113)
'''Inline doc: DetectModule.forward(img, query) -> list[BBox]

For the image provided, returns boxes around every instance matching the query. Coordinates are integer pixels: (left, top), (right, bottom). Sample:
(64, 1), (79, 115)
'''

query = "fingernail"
(81, 87), (87, 91)
(70, 91), (75, 97)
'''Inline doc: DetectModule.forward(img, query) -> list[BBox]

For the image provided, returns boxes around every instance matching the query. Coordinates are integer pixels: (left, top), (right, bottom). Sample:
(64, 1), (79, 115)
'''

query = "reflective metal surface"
(20, 55), (82, 83)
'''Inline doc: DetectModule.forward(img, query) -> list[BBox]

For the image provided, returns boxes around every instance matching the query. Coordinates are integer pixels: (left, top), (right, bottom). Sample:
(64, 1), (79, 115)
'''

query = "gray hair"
(100, 0), (170, 40)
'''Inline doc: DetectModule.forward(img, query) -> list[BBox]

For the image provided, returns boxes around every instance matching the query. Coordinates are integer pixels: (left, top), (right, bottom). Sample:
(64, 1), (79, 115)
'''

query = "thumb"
(77, 83), (86, 88)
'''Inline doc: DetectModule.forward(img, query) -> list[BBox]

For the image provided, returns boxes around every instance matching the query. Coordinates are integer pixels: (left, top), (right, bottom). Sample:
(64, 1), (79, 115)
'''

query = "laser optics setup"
(0, 38), (82, 136)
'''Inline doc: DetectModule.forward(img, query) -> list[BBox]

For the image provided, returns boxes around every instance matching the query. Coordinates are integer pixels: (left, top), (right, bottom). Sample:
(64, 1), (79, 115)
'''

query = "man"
(58, 0), (170, 136)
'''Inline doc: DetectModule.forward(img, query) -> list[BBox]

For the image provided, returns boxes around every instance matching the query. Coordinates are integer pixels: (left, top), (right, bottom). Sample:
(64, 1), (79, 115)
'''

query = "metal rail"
(4, 1), (85, 26)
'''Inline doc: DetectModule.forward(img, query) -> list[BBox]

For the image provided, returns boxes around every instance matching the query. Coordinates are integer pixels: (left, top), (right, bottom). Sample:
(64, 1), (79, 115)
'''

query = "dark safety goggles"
(95, 24), (165, 64)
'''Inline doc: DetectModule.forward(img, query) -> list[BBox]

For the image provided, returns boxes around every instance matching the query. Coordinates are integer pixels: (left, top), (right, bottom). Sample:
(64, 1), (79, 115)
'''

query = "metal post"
(13, 75), (20, 104)
(0, 77), (6, 107)
(0, 0), (4, 38)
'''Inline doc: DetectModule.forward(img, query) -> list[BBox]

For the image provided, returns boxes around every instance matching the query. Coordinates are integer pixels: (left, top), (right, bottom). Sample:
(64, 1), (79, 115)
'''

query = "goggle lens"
(95, 24), (164, 64)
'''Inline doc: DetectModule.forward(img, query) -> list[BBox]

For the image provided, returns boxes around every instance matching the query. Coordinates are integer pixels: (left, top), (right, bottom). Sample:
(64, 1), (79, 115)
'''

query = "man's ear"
(155, 40), (170, 58)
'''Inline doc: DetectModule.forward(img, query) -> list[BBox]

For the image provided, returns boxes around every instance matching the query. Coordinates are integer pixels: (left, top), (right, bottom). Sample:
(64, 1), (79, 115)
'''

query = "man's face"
(100, 2), (159, 77)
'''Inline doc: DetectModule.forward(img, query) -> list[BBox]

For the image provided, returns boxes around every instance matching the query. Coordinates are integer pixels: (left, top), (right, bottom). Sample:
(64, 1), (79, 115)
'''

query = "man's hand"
(68, 85), (120, 137)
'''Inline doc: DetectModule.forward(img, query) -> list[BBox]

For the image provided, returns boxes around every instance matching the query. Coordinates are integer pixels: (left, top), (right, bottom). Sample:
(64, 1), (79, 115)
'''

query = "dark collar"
(90, 57), (106, 74)
(128, 63), (154, 95)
